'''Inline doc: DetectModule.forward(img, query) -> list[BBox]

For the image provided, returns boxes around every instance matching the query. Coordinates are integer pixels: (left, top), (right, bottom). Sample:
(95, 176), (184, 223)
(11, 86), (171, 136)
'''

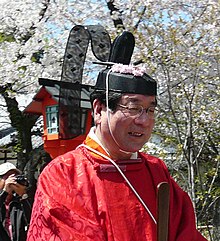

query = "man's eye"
(128, 107), (139, 111)
(129, 106), (139, 111)
(128, 106), (142, 115)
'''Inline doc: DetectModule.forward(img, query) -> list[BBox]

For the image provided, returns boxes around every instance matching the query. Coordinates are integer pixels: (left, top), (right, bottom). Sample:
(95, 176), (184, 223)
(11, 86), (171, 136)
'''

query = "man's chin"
(129, 142), (146, 151)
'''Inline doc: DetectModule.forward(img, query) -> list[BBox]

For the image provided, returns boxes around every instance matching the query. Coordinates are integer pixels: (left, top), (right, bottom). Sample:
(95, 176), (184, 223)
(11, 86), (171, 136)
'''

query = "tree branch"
(106, 0), (125, 30)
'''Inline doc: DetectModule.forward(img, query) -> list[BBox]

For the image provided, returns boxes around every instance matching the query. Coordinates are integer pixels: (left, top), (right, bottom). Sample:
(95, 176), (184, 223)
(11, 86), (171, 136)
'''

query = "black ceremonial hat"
(93, 31), (157, 96)
(95, 66), (157, 95)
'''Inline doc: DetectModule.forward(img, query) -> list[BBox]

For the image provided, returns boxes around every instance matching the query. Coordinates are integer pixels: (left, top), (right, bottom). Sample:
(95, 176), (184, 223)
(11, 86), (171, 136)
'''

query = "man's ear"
(93, 99), (103, 124)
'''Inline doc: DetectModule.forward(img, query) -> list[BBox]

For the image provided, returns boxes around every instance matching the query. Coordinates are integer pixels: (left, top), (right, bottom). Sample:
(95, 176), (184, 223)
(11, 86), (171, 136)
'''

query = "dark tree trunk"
(0, 84), (52, 202)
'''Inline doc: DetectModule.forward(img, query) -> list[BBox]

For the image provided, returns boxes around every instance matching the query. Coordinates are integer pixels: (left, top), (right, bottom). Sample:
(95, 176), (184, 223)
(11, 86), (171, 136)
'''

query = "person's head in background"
(0, 162), (27, 197)
(90, 64), (158, 159)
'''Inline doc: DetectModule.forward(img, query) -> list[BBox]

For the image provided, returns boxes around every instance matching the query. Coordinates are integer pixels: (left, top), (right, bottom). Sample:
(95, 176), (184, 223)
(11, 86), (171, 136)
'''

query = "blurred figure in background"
(0, 162), (32, 241)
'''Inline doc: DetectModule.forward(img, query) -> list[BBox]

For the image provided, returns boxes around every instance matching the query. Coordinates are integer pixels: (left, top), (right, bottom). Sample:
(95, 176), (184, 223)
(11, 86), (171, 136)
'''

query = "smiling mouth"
(128, 132), (143, 137)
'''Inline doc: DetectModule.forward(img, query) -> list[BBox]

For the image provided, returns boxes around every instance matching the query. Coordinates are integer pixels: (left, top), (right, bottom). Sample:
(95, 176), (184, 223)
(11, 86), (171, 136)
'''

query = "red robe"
(27, 136), (207, 241)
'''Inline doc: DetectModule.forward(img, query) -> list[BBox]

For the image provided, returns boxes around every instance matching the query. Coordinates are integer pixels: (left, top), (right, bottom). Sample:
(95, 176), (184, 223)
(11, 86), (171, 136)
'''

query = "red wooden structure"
(24, 78), (92, 159)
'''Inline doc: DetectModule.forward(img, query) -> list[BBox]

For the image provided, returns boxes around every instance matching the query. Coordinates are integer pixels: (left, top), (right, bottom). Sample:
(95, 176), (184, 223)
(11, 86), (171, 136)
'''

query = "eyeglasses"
(117, 104), (159, 119)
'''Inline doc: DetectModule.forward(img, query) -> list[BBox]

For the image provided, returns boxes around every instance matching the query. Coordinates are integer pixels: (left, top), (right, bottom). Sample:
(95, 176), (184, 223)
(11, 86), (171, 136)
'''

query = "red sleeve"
(169, 184), (208, 241)
(141, 153), (208, 241)
(27, 152), (106, 241)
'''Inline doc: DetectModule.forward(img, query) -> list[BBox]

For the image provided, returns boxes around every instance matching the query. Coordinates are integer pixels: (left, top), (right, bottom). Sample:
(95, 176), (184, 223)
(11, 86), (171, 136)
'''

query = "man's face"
(94, 93), (157, 159)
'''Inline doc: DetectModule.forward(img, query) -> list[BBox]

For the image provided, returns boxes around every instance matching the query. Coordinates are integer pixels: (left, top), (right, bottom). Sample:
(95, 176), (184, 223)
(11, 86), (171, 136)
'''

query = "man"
(27, 64), (207, 241)
(0, 162), (31, 241)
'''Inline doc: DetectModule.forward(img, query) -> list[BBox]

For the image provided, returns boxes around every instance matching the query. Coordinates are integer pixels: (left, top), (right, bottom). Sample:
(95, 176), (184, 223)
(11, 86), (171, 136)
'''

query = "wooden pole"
(157, 182), (170, 241)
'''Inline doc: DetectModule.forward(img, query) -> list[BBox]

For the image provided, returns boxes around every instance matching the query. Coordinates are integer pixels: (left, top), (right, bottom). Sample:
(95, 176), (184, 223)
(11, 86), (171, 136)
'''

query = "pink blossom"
(111, 64), (146, 76)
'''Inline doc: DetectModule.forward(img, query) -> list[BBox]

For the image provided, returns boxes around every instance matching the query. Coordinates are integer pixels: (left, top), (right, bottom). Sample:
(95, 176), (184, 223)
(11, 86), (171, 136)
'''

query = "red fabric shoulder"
(27, 148), (107, 241)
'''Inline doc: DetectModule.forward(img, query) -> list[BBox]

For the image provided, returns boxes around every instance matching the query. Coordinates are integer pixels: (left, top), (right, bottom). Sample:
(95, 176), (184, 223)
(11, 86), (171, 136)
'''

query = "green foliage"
(31, 49), (44, 63)
(17, 66), (27, 71)
(0, 33), (16, 43)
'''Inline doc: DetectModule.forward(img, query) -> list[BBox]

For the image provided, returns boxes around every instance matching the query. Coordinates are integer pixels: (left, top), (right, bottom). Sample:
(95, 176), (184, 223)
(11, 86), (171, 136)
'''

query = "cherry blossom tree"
(0, 0), (219, 239)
